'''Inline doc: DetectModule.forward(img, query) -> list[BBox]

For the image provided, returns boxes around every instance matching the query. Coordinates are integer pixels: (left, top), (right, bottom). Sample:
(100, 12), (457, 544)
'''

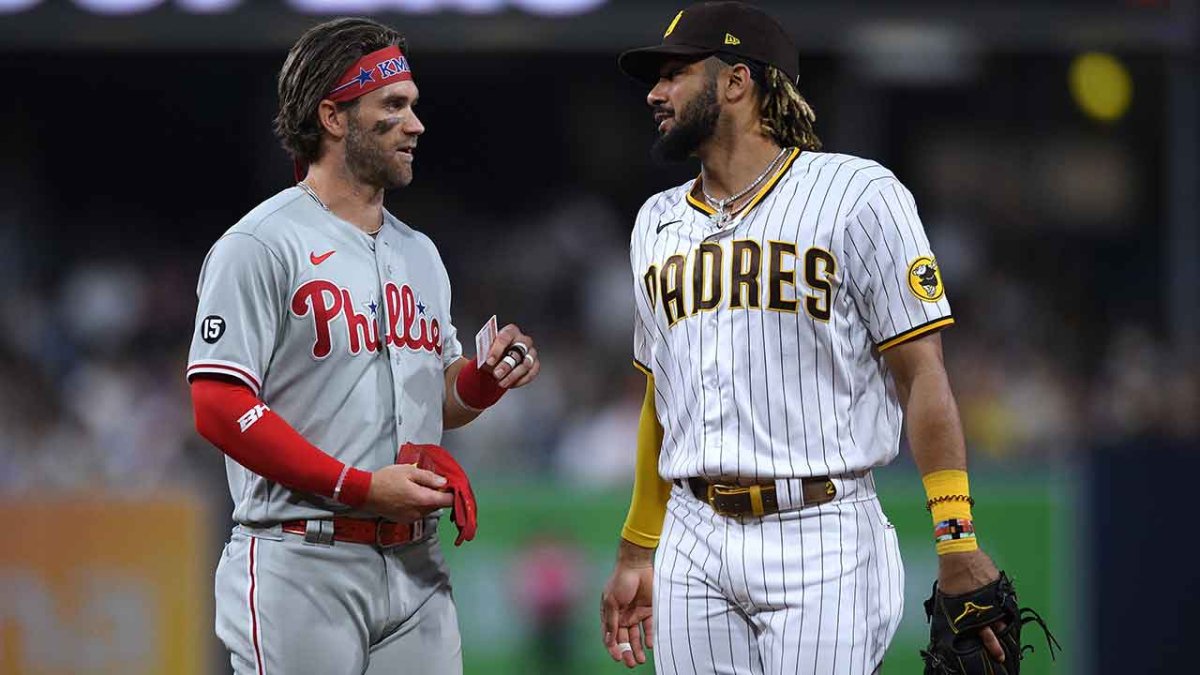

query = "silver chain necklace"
(296, 181), (328, 210)
(700, 147), (789, 227)
(297, 181), (383, 236)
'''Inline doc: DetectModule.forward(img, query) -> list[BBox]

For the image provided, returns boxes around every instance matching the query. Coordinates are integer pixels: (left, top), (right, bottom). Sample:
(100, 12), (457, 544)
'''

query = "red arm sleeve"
(190, 377), (372, 509)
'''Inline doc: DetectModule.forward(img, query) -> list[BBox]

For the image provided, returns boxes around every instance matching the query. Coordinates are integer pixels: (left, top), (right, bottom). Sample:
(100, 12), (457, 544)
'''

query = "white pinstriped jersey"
(631, 149), (952, 481)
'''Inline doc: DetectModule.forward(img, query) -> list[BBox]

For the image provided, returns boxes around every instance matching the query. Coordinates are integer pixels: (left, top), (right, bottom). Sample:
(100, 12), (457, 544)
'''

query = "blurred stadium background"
(1, 0), (1196, 673)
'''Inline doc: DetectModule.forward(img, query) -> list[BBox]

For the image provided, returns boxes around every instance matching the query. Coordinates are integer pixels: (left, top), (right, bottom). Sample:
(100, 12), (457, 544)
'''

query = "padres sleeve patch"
(906, 256), (945, 302)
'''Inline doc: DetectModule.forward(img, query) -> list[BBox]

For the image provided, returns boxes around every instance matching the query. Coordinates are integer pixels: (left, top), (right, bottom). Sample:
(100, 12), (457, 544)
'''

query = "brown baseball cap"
(618, 1), (799, 85)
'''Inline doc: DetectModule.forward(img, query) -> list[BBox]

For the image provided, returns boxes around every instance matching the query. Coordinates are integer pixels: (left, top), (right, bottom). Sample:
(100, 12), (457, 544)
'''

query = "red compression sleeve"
(190, 377), (372, 508)
(454, 358), (506, 410)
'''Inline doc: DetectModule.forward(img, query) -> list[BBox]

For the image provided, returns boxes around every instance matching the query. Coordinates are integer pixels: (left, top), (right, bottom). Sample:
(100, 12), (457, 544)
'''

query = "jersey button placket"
(703, 227), (734, 437)
(375, 238), (403, 429)
(382, 239), (410, 430)
(700, 311), (722, 449)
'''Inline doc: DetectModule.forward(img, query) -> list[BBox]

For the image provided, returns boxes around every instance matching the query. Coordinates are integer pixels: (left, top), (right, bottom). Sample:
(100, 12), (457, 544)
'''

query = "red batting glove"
(396, 442), (478, 546)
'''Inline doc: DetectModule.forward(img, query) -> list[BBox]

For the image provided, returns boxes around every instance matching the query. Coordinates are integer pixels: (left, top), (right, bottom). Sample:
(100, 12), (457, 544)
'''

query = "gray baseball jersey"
(632, 150), (952, 482)
(187, 186), (463, 525)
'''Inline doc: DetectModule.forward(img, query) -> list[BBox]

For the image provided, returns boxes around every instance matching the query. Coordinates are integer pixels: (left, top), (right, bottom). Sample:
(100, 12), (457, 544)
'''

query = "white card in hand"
(475, 315), (498, 367)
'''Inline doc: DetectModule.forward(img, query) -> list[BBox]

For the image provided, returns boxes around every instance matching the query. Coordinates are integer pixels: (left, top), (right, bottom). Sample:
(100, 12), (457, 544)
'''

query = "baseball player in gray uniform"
(187, 18), (539, 675)
(600, 3), (1008, 674)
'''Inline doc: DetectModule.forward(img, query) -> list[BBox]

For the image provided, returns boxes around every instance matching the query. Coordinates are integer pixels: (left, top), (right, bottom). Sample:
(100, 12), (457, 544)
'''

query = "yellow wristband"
(924, 470), (978, 554)
(922, 469), (973, 523)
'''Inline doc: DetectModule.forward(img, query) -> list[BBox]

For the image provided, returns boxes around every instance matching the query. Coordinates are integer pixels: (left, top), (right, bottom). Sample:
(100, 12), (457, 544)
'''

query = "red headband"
(293, 45), (415, 181)
(326, 45), (413, 103)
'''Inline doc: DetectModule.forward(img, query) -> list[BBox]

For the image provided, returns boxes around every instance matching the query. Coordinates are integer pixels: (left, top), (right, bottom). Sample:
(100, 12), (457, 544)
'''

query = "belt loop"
(777, 478), (803, 511)
(304, 519), (335, 546)
(748, 485), (765, 516)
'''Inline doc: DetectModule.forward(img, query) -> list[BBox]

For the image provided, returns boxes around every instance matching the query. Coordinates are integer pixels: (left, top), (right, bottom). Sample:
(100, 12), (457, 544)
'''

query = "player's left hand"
(482, 323), (539, 389)
(922, 563), (1061, 673)
(937, 548), (1004, 661)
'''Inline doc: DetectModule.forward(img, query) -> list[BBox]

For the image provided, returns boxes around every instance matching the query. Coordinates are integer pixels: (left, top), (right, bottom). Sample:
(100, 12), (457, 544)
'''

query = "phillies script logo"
(290, 279), (441, 358)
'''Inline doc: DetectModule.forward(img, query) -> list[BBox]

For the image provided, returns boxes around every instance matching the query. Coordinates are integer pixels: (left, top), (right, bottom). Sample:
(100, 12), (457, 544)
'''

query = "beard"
(651, 77), (720, 163)
(345, 111), (412, 190)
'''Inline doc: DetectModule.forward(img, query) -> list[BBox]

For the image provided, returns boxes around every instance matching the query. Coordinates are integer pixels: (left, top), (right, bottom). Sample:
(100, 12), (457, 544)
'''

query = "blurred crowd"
(2, 44), (1195, 506)
(1, 184), (1195, 499)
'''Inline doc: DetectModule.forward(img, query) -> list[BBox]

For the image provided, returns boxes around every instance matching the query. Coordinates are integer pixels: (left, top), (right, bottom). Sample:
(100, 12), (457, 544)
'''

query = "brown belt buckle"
(706, 484), (768, 517)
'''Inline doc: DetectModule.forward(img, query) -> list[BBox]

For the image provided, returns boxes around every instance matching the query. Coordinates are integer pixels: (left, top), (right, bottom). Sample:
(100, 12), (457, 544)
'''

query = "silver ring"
(500, 354), (519, 370)
(523, 353), (535, 367)
(618, 642), (633, 654)
(507, 341), (529, 359)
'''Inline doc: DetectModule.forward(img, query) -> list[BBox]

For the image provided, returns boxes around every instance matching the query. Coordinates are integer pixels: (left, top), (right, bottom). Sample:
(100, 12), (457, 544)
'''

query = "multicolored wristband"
(934, 518), (979, 554)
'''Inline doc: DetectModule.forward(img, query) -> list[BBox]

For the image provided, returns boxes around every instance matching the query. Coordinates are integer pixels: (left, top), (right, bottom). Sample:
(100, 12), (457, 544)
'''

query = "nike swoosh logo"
(310, 250), (335, 265)
(656, 219), (682, 234)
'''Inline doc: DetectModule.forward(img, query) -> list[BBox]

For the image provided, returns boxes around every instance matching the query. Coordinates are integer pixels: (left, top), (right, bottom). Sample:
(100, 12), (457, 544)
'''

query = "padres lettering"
(290, 279), (442, 358)
(644, 239), (837, 326)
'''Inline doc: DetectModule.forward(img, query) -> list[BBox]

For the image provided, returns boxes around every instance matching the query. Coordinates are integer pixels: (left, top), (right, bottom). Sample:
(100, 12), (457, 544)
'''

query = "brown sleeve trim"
(876, 316), (955, 352)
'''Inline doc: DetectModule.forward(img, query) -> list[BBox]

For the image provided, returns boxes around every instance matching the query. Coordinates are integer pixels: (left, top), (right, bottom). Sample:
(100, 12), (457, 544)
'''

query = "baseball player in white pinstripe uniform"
(601, 3), (1009, 674)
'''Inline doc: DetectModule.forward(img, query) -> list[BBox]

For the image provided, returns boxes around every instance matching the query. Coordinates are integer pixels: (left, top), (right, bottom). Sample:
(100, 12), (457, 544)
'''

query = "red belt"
(281, 517), (425, 548)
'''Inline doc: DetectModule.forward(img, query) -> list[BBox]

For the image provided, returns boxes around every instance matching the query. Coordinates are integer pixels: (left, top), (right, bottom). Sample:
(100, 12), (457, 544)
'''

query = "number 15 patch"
(201, 315), (226, 344)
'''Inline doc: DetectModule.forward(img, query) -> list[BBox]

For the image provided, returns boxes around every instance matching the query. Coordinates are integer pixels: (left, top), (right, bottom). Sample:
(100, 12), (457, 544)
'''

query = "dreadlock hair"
(274, 18), (407, 164)
(715, 54), (822, 152)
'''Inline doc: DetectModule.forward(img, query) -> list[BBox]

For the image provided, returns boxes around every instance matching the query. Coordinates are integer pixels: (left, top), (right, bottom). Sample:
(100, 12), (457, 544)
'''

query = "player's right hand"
(937, 547), (1007, 662)
(601, 540), (656, 668)
(363, 464), (455, 524)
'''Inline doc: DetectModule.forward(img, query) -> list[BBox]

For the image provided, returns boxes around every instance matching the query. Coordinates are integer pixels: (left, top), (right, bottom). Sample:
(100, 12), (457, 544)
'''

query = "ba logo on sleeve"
(237, 403), (270, 432)
(907, 256), (945, 302)
(200, 315), (226, 344)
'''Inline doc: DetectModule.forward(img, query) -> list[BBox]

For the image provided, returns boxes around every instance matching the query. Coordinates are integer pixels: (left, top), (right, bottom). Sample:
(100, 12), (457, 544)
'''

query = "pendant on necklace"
(710, 209), (731, 229)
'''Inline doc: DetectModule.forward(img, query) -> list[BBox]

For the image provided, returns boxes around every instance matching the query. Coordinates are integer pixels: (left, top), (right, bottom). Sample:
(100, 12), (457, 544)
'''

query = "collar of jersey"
(685, 147), (802, 219)
(294, 187), (408, 241)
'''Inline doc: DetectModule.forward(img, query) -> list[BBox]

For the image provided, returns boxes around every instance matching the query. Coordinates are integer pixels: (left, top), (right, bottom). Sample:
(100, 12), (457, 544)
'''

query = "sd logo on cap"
(620, 1), (799, 85)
